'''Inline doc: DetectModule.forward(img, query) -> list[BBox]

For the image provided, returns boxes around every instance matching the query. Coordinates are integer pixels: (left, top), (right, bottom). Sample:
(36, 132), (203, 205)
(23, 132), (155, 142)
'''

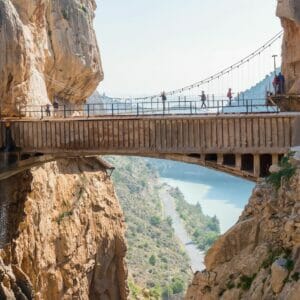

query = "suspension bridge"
(1, 31), (299, 181)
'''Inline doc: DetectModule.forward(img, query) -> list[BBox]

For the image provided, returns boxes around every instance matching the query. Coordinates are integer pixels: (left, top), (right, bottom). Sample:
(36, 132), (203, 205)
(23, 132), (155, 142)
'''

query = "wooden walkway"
(1, 113), (300, 180)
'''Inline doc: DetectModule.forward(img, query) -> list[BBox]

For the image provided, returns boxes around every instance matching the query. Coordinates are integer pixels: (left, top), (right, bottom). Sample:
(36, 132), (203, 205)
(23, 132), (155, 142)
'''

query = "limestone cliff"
(277, 0), (300, 94)
(185, 156), (300, 299)
(0, 0), (103, 116)
(0, 158), (128, 299)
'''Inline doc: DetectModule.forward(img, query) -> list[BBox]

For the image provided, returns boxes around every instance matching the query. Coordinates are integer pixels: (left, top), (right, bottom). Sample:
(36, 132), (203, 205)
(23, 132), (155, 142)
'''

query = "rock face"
(277, 0), (300, 94)
(0, 158), (128, 299)
(0, 0), (103, 116)
(185, 163), (300, 299)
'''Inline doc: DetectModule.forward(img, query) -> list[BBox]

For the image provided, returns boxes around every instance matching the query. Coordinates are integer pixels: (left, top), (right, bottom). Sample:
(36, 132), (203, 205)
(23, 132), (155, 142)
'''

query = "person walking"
(200, 91), (207, 108)
(272, 75), (280, 95)
(277, 72), (285, 95)
(53, 98), (59, 117)
(45, 104), (51, 117)
(227, 88), (233, 106)
(161, 91), (167, 114)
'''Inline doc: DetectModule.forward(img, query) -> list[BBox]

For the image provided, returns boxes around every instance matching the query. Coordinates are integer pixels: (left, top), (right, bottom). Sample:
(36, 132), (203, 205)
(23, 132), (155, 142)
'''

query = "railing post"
(246, 100), (249, 114)
(217, 100), (220, 115)
(112, 103), (114, 116)
(64, 105), (67, 118)
(137, 103), (139, 116)
(190, 101), (192, 114)
(40, 106), (43, 120)
(212, 94), (215, 108)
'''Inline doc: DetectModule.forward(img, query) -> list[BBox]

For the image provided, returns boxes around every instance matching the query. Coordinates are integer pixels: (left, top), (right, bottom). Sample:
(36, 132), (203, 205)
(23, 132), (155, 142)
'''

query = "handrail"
(15, 98), (279, 119)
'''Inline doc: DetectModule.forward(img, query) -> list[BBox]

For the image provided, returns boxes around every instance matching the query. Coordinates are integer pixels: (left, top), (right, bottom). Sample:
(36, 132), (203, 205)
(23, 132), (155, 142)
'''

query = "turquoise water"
(157, 161), (255, 233)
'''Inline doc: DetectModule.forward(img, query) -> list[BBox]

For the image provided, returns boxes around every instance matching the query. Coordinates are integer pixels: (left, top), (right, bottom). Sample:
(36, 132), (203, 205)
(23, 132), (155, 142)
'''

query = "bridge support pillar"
(217, 154), (223, 165)
(272, 154), (279, 166)
(235, 154), (242, 170)
(253, 154), (260, 178)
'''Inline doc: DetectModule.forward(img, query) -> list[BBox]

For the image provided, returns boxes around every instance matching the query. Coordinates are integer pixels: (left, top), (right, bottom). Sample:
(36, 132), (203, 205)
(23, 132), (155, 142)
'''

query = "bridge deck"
(1, 113), (300, 180)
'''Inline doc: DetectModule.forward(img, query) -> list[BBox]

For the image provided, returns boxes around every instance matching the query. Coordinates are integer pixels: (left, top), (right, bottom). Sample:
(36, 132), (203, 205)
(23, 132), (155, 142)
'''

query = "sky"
(94, 0), (282, 97)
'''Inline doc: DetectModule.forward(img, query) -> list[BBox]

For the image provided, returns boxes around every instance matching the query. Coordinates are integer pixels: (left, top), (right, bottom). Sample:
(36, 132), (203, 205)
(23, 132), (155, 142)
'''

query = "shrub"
(150, 216), (161, 226)
(291, 272), (300, 282)
(238, 274), (256, 290)
(267, 153), (296, 190)
(149, 255), (156, 266)
(285, 259), (295, 272)
(56, 211), (73, 224)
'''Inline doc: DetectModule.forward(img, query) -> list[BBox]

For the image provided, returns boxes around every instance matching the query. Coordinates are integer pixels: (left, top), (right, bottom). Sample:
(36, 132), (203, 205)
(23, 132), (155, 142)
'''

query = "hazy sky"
(94, 0), (282, 97)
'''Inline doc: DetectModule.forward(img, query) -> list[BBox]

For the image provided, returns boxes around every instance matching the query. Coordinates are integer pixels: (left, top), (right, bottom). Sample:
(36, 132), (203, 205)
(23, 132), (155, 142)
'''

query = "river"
(157, 160), (255, 271)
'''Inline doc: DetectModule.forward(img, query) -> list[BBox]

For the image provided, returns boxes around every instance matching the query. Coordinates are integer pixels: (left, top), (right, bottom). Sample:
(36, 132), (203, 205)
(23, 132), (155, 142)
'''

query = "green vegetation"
(291, 272), (300, 282)
(61, 9), (69, 20)
(56, 211), (73, 224)
(237, 274), (256, 291)
(169, 187), (220, 251)
(106, 156), (191, 299)
(267, 153), (296, 190)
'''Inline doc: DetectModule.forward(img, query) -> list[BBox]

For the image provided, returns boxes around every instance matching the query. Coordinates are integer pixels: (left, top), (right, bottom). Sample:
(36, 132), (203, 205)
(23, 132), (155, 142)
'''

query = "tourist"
(53, 98), (59, 117)
(277, 72), (285, 95)
(227, 88), (233, 106)
(161, 91), (167, 114)
(200, 91), (207, 108)
(45, 104), (51, 117)
(272, 75), (280, 95)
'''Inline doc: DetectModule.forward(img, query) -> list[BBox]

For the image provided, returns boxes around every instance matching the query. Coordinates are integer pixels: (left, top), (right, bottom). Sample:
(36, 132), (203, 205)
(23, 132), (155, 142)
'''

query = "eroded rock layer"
(0, 0), (103, 116)
(0, 158), (128, 299)
(185, 161), (300, 299)
(277, 0), (300, 94)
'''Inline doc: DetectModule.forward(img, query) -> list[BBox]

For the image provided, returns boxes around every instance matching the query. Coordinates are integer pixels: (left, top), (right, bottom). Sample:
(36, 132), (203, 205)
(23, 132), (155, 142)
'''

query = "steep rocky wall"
(0, 0), (103, 116)
(0, 158), (128, 299)
(277, 0), (300, 94)
(185, 158), (300, 299)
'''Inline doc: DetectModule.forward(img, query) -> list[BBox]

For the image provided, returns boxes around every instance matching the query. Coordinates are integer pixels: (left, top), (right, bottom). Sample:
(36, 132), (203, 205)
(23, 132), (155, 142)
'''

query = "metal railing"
(14, 98), (279, 119)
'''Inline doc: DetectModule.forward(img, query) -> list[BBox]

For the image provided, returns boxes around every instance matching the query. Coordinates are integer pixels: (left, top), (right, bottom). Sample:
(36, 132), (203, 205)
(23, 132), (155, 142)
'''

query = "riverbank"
(159, 185), (205, 272)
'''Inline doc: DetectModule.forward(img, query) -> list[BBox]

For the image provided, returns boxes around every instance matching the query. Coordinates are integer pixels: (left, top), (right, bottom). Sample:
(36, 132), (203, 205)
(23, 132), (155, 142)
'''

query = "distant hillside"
(223, 68), (281, 113)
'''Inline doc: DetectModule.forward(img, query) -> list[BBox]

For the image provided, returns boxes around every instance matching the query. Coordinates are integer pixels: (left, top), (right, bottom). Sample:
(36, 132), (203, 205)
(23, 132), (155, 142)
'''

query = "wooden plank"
(259, 118), (266, 148)
(166, 120), (172, 150)
(284, 117), (291, 147)
(51, 122), (56, 150)
(253, 118), (259, 148)
(246, 118), (253, 148)
(183, 120), (189, 149)
(139, 120), (145, 149)
(188, 119), (195, 151)
(155, 120), (161, 150)
(241, 118), (247, 148)
(177, 120), (183, 151)
(124, 120), (129, 148)
(161, 119), (167, 150)
(265, 118), (272, 147)
(128, 120), (134, 149)
(234, 118), (241, 148)
(222, 119), (229, 149)
(271, 117), (278, 149)
(228, 118), (235, 149)
(216, 119), (222, 149)
(144, 120), (150, 149)
(194, 120), (200, 150)
(211, 119), (217, 150)
(149, 120), (155, 150)
(277, 117), (284, 148)
(134, 120), (140, 149)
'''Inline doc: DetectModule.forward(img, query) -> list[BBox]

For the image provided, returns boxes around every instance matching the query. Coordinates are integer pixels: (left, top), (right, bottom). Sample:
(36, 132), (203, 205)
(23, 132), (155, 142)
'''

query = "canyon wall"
(277, 0), (300, 94)
(0, 158), (128, 299)
(0, 0), (103, 116)
(0, 1), (130, 299)
(185, 155), (300, 300)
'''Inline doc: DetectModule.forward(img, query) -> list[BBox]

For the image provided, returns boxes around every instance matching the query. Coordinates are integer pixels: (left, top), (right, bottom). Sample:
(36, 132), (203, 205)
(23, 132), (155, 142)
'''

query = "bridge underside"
(0, 150), (284, 182)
